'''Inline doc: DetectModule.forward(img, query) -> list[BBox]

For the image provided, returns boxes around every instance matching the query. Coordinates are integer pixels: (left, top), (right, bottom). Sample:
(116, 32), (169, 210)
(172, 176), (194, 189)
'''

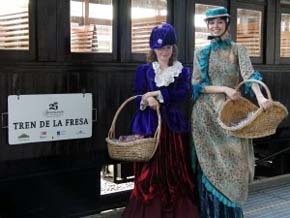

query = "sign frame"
(8, 93), (92, 145)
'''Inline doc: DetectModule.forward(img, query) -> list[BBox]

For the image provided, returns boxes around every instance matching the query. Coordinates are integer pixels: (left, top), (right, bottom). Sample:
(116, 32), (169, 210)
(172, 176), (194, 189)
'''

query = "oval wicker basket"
(106, 95), (161, 162)
(218, 79), (288, 139)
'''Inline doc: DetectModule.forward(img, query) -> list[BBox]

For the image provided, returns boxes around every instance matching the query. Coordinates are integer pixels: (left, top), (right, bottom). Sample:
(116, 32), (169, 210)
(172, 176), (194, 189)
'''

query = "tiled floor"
(84, 174), (290, 218)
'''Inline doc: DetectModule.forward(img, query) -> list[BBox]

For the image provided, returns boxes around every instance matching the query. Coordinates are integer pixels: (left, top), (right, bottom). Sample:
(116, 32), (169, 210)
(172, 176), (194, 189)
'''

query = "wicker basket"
(106, 95), (161, 162)
(218, 79), (288, 139)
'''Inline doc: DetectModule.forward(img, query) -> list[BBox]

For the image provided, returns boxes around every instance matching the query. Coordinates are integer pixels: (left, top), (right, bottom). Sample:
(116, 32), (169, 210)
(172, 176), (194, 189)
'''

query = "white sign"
(8, 93), (92, 145)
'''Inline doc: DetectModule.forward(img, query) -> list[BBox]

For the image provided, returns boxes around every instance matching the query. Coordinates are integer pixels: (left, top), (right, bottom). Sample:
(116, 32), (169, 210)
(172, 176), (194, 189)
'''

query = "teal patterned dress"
(191, 38), (262, 217)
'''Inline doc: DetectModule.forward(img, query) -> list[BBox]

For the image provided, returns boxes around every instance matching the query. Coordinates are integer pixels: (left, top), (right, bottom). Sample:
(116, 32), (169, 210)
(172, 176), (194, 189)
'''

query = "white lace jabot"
(152, 61), (183, 87)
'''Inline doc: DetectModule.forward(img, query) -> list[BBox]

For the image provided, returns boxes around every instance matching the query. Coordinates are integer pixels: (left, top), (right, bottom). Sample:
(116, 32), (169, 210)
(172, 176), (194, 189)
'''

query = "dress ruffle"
(197, 166), (244, 218)
(153, 61), (183, 87)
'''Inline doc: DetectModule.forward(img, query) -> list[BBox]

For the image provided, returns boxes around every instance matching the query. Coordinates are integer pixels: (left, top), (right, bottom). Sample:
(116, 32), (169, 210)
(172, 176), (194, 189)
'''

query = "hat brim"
(204, 14), (230, 21)
(151, 43), (175, 49)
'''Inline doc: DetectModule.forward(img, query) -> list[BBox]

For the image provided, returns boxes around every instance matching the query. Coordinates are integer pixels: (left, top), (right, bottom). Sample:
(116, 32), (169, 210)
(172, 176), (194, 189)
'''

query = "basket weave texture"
(218, 80), (288, 139)
(106, 95), (161, 162)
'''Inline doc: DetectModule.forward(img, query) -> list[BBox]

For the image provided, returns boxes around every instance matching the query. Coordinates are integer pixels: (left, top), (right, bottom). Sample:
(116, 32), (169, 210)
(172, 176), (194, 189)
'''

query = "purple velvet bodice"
(131, 63), (191, 136)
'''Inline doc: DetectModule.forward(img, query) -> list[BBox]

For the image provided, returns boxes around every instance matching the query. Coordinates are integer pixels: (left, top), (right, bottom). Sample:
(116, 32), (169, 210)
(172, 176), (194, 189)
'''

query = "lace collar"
(152, 61), (183, 87)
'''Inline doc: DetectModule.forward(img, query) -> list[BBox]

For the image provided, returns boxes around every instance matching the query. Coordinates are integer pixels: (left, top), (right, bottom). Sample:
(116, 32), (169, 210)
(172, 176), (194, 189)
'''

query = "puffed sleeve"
(133, 64), (149, 107)
(237, 45), (263, 95)
(192, 45), (212, 101)
(132, 64), (158, 136)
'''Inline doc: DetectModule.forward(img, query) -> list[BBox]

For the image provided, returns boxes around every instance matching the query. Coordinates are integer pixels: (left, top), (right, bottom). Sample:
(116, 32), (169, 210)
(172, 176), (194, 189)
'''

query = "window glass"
(281, 0), (290, 4)
(0, 0), (29, 50)
(131, 0), (167, 53)
(70, 0), (112, 53)
(194, 4), (219, 48)
(237, 9), (262, 57)
(281, 13), (290, 57)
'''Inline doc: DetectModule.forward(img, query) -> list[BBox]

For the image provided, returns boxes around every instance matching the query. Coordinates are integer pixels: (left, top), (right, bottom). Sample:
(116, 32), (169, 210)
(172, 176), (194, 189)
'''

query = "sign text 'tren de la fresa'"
(12, 118), (89, 130)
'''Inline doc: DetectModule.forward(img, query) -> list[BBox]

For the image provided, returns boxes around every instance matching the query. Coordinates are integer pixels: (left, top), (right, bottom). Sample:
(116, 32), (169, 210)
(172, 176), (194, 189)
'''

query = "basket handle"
(235, 79), (273, 101)
(153, 105), (161, 153)
(108, 95), (161, 144)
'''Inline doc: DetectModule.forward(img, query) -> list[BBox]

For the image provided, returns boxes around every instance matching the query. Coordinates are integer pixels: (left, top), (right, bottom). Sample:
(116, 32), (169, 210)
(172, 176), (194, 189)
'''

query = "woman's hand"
(257, 95), (273, 110)
(223, 87), (241, 100)
(142, 91), (160, 102)
(251, 83), (273, 110)
(147, 96), (160, 110)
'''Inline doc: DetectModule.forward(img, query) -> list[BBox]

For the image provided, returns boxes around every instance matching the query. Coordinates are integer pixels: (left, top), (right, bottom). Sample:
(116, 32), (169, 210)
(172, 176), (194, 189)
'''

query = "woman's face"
(207, 17), (226, 36)
(154, 45), (173, 63)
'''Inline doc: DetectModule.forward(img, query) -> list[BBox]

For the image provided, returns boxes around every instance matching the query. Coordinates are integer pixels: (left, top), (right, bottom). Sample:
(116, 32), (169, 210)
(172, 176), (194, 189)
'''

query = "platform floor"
(244, 174), (290, 218)
(84, 174), (290, 218)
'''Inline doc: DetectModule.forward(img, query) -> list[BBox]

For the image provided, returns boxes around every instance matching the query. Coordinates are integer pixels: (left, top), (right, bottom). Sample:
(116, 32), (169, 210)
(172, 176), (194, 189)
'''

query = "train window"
(70, 0), (113, 53)
(131, 0), (167, 53)
(236, 9), (262, 57)
(280, 13), (290, 57)
(194, 4), (220, 49)
(0, 0), (29, 50)
(281, 0), (290, 4)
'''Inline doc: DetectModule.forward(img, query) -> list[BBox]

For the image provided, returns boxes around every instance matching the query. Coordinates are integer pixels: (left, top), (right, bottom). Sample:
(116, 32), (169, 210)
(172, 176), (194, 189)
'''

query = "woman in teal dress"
(191, 7), (273, 217)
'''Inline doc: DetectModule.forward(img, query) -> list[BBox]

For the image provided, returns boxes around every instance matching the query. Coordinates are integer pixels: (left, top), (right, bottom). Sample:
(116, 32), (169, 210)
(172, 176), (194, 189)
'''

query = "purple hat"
(149, 23), (177, 49)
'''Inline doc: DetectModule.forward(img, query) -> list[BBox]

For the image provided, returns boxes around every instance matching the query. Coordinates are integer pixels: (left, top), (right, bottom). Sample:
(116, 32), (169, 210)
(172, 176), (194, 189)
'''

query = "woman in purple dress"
(122, 23), (199, 218)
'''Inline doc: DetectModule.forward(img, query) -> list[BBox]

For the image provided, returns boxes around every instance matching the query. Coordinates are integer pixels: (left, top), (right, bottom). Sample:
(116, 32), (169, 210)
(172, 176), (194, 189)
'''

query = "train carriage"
(0, 0), (289, 217)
